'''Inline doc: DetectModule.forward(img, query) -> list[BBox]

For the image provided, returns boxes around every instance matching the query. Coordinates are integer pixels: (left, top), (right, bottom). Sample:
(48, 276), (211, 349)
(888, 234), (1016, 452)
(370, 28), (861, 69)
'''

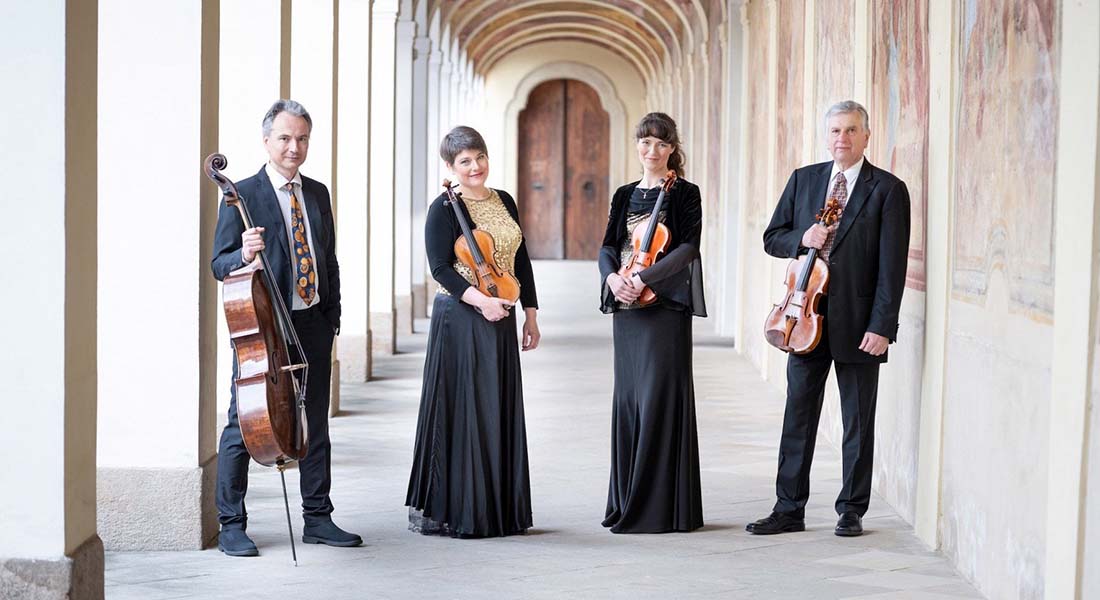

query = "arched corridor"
(105, 262), (982, 599)
(4, 1), (1100, 599)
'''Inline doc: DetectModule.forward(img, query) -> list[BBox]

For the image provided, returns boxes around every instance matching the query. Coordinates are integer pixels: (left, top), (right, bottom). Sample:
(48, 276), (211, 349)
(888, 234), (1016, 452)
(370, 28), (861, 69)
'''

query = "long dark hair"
(634, 112), (685, 178)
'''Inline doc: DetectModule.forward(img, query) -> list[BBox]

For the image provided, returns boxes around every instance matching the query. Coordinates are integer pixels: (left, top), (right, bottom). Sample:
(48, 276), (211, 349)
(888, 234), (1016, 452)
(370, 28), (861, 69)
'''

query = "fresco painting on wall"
(813, 0), (855, 161)
(707, 15), (724, 224)
(953, 0), (1059, 320)
(870, 0), (929, 291)
(746, 0), (770, 230)
(741, 0), (771, 364)
(776, 0), (805, 183)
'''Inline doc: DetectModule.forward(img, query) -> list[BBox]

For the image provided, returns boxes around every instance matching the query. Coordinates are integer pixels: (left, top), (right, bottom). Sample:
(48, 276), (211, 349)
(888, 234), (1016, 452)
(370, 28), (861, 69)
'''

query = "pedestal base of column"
(96, 457), (217, 550)
(370, 310), (397, 355)
(412, 283), (428, 319)
(336, 333), (371, 383)
(1, 535), (104, 600)
(396, 293), (413, 335)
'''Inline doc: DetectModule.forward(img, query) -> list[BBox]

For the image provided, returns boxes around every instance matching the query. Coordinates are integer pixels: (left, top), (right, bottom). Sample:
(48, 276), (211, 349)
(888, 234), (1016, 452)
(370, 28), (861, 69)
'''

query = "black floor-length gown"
(598, 179), (707, 533)
(406, 188), (538, 538)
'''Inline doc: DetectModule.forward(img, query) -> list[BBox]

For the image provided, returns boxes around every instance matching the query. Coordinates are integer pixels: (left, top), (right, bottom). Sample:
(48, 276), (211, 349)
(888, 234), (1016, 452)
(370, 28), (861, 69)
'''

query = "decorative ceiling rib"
(429, 0), (720, 77)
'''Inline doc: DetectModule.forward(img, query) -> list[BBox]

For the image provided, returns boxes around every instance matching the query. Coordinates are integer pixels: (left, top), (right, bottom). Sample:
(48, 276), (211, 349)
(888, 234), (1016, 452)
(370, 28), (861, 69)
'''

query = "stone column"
(290, 0), (341, 410)
(0, 4), (102, 597)
(410, 35), (432, 321)
(336, 0), (373, 382)
(424, 48), (445, 304)
(393, 18), (417, 335)
(370, 0), (399, 355)
(95, 0), (220, 552)
(216, 0), (288, 442)
(1046, 1), (1100, 596)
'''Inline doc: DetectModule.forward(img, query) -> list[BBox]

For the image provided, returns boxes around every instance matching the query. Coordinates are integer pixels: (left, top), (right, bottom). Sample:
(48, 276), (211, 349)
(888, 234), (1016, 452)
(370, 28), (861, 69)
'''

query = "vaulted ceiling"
(428, 0), (727, 79)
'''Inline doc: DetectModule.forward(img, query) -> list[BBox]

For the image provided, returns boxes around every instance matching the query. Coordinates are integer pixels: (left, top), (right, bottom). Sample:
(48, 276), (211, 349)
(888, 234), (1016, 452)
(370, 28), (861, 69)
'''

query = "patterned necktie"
(821, 172), (848, 262)
(287, 182), (316, 304)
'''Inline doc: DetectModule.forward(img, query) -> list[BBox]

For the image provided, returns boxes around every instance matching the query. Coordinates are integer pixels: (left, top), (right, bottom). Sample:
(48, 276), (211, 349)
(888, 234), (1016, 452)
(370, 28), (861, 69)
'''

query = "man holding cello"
(749, 100), (911, 537)
(210, 99), (361, 556)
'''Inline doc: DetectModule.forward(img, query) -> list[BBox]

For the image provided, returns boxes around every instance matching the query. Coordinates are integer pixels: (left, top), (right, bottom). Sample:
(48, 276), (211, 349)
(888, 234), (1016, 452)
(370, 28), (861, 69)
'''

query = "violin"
(617, 171), (677, 306)
(764, 198), (843, 354)
(205, 153), (308, 564)
(442, 180), (521, 304)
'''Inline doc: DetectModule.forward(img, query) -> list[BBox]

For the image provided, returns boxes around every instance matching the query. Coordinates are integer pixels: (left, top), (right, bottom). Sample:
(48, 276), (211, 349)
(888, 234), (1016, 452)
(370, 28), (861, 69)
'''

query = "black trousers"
(773, 319), (880, 518)
(216, 305), (336, 529)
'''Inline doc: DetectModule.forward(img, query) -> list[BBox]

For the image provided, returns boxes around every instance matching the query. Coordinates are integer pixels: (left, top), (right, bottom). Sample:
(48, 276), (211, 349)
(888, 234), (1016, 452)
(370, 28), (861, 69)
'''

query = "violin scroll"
(816, 197), (842, 227)
(204, 153), (242, 206)
(660, 170), (677, 193)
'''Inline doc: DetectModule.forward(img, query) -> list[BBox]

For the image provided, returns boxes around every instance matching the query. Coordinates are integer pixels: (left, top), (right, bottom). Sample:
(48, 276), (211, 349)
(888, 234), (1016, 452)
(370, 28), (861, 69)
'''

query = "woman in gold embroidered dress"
(406, 126), (540, 537)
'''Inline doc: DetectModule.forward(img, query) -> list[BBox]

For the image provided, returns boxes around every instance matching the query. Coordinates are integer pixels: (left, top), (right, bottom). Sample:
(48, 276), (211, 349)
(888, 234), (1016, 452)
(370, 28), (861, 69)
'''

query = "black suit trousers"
(772, 317), (880, 519)
(216, 305), (336, 529)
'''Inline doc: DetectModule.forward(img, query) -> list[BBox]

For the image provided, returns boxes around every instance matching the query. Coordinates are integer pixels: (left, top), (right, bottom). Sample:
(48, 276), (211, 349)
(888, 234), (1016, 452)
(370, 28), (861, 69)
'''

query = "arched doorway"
(517, 79), (610, 259)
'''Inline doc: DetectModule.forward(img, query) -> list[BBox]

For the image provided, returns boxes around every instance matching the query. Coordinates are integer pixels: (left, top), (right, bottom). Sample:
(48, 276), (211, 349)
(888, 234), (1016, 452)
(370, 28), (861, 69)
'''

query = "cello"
(204, 153), (309, 565)
(763, 198), (842, 354)
(442, 179), (521, 304)
(618, 171), (677, 306)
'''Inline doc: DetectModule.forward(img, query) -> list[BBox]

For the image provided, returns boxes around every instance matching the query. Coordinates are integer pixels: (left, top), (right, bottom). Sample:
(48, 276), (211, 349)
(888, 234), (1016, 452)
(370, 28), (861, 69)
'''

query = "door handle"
(532, 182), (544, 190)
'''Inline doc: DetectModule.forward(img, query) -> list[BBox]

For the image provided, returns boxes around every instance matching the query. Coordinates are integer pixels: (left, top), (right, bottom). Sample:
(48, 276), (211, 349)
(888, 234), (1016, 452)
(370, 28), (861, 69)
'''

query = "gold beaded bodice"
(616, 207), (667, 310)
(440, 189), (523, 294)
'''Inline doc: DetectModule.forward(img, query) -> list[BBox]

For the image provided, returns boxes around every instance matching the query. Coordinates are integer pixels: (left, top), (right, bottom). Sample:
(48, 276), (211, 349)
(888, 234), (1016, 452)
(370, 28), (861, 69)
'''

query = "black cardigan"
(598, 179), (707, 316)
(425, 189), (539, 310)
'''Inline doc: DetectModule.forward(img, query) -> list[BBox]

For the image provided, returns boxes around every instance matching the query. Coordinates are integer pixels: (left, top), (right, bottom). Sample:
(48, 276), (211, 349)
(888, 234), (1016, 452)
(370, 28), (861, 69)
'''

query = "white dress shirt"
(827, 156), (865, 203)
(264, 162), (321, 310)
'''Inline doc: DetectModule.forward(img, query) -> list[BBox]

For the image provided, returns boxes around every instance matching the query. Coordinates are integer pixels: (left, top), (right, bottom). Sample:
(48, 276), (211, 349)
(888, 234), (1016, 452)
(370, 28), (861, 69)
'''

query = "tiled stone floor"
(105, 261), (983, 599)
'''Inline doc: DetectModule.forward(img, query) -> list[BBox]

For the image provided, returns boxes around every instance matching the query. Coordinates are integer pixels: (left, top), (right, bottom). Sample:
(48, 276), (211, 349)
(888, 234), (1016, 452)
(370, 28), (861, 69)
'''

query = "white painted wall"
(1, 0), (98, 559)
(216, 1), (285, 416)
(97, 0), (216, 469)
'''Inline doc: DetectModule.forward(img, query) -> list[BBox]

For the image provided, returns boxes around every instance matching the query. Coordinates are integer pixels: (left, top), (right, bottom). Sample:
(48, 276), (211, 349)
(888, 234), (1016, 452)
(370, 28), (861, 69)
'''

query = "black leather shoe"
(218, 528), (259, 557)
(745, 512), (805, 535)
(835, 511), (863, 537)
(302, 520), (363, 547)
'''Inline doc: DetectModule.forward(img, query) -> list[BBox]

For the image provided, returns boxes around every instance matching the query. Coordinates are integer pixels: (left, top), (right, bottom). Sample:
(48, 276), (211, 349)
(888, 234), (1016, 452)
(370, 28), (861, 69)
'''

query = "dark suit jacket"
(763, 159), (910, 363)
(598, 178), (707, 316)
(211, 166), (341, 333)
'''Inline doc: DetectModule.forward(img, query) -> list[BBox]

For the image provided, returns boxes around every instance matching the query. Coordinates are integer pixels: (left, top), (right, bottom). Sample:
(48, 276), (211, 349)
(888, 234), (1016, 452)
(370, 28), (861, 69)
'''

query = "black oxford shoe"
(302, 520), (364, 547)
(218, 528), (259, 557)
(745, 512), (805, 535)
(835, 511), (863, 537)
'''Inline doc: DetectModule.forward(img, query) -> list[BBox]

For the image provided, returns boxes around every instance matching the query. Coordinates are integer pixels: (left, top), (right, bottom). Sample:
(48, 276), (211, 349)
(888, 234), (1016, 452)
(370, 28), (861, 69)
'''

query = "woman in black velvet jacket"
(598, 112), (706, 534)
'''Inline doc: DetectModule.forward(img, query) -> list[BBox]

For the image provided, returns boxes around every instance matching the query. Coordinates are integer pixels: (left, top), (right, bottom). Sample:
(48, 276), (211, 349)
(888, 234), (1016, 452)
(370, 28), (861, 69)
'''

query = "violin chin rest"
(764, 328), (792, 352)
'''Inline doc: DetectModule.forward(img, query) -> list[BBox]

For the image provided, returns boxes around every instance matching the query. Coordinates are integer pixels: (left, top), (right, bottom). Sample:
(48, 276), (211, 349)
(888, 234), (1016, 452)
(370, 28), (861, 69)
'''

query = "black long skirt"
(602, 306), (703, 533)
(405, 293), (532, 537)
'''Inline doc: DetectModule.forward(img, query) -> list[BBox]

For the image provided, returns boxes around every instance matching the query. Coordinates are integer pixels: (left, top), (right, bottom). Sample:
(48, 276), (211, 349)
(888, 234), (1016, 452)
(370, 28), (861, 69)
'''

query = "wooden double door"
(517, 79), (610, 259)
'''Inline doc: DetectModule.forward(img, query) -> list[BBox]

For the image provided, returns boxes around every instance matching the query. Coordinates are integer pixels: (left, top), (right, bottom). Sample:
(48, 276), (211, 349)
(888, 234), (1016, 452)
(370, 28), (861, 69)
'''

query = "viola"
(617, 171), (677, 306)
(205, 153), (308, 564)
(442, 180), (521, 304)
(763, 198), (843, 354)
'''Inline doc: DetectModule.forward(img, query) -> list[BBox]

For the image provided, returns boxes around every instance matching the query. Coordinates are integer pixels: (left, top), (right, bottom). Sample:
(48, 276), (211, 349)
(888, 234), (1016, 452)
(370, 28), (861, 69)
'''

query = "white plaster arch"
(460, 2), (675, 70)
(482, 25), (658, 82)
(502, 61), (629, 201)
(467, 11), (665, 72)
(452, 0), (683, 67)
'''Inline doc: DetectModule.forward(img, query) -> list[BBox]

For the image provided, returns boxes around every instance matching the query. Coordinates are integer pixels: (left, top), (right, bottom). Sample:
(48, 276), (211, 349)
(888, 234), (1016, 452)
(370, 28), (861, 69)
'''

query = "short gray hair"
(439, 126), (488, 164)
(262, 99), (313, 137)
(824, 100), (869, 131)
